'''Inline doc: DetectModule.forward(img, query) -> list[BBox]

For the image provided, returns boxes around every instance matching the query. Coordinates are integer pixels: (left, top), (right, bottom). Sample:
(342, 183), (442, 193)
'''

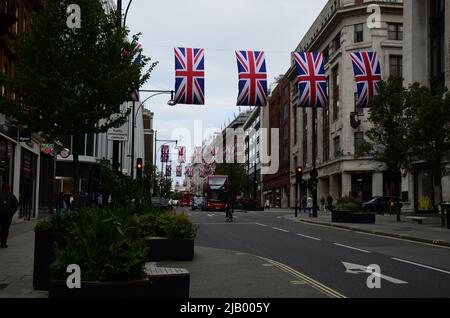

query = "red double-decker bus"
(179, 190), (191, 207)
(203, 175), (228, 211)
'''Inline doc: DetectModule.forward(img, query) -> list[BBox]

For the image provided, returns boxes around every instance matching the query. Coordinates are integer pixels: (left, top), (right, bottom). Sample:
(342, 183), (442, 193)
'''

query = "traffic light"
(295, 166), (303, 184)
(136, 158), (143, 179)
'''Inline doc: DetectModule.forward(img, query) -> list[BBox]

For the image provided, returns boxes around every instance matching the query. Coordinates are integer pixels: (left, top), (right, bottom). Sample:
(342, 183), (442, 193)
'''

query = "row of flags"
(163, 163), (217, 178)
(161, 145), (223, 163)
(174, 47), (381, 108)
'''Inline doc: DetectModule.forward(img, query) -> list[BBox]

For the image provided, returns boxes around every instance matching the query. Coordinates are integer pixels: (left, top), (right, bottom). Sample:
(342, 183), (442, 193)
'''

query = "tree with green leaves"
(214, 163), (248, 195)
(0, 0), (156, 205)
(406, 84), (450, 226)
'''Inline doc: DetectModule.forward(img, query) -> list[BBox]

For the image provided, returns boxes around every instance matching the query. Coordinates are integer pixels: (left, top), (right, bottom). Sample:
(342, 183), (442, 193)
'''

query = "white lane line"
(255, 223), (268, 227)
(392, 258), (450, 275)
(297, 233), (321, 241)
(272, 227), (289, 233)
(333, 243), (371, 254)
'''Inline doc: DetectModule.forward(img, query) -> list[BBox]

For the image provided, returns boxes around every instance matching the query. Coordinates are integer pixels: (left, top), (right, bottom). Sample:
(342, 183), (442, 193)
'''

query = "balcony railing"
(0, 0), (18, 28)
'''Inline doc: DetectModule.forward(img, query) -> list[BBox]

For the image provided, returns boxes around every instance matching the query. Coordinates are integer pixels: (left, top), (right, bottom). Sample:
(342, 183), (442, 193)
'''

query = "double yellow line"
(258, 256), (346, 298)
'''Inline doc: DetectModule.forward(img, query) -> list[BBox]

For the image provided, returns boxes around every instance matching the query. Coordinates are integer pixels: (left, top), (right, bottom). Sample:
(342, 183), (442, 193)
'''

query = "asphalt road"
(179, 208), (450, 298)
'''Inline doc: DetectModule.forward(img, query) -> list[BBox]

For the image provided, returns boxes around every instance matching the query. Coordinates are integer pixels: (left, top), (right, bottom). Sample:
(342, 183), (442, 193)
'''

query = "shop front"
(19, 148), (38, 220)
(0, 136), (15, 192)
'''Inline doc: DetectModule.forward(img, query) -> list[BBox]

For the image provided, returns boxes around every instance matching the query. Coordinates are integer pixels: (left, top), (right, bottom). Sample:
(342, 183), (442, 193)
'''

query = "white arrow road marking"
(255, 223), (268, 227)
(392, 258), (450, 275)
(207, 213), (214, 217)
(272, 227), (289, 233)
(333, 243), (371, 253)
(342, 262), (408, 284)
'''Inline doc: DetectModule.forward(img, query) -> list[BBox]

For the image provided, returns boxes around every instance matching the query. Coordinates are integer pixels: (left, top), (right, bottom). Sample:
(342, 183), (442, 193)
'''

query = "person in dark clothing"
(0, 184), (19, 248)
(326, 194), (333, 211)
(225, 191), (235, 222)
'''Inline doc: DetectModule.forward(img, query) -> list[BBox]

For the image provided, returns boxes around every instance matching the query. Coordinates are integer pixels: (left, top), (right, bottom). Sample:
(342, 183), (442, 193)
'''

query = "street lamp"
(130, 89), (175, 178)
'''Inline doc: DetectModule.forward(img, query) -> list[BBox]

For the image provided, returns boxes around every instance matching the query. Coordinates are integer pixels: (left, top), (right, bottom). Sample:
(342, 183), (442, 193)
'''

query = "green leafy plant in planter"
(333, 196), (364, 213)
(50, 207), (147, 282)
(162, 213), (198, 240)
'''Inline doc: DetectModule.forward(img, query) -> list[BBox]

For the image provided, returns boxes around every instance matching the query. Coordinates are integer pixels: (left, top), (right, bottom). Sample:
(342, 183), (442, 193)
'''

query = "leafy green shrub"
(35, 210), (82, 233)
(162, 213), (198, 240)
(51, 207), (147, 282)
(334, 196), (363, 212)
(134, 211), (197, 240)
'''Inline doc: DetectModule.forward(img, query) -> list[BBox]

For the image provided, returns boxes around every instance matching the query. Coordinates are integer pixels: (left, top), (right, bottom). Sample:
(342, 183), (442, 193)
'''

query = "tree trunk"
(72, 134), (80, 209)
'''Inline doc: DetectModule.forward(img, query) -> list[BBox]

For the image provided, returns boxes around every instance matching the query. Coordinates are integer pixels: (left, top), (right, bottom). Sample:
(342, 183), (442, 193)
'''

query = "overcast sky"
(124, 0), (327, 172)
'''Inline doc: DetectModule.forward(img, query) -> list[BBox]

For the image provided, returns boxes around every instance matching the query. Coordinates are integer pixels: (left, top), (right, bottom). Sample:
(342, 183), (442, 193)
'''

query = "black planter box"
(33, 231), (66, 291)
(146, 237), (194, 261)
(332, 211), (376, 224)
(49, 275), (189, 298)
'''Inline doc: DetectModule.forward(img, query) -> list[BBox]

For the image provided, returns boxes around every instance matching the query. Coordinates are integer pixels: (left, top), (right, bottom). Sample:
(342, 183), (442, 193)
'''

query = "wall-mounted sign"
(107, 112), (129, 141)
(19, 130), (31, 143)
(41, 144), (54, 155)
(60, 148), (71, 158)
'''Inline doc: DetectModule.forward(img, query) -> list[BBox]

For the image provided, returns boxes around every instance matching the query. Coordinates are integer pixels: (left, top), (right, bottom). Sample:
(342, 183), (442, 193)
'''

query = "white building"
(289, 0), (404, 207)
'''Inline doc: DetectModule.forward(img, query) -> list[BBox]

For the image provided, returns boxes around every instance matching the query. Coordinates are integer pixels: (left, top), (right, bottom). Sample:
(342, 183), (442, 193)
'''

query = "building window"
(389, 55), (403, 79)
(283, 144), (289, 162)
(354, 93), (364, 115)
(333, 136), (341, 158)
(388, 23), (403, 41)
(323, 77), (330, 162)
(430, 0), (445, 88)
(323, 46), (329, 65)
(332, 65), (339, 121)
(86, 133), (94, 157)
(354, 132), (364, 153)
(293, 104), (297, 145)
(354, 24), (363, 43)
(333, 32), (341, 52)
(302, 110), (308, 166)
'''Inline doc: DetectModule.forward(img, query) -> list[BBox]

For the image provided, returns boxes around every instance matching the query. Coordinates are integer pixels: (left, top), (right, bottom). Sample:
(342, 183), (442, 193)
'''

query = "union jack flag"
(186, 165), (194, 177)
(235, 50), (268, 106)
(199, 164), (206, 178)
(176, 165), (183, 177)
(161, 145), (170, 163)
(174, 47), (205, 105)
(225, 144), (234, 163)
(129, 43), (143, 102)
(350, 51), (382, 108)
(194, 147), (203, 164)
(178, 146), (186, 163)
(165, 165), (172, 177)
(293, 52), (327, 108)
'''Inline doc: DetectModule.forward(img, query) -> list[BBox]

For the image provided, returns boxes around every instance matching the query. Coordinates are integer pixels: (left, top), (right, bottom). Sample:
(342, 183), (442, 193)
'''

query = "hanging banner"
(293, 52), (327, 108)
(235, 50), (268, 106)
(186, 165), (194, 177)
(161, 145), (170, 163)
(178, 146), (186, 163)
(166, 165), (172, 177)
(199, 164), (206, 177)
(350, 51), (381, 108)
(174, 47), (205, 105)
(41, 144), (54, 155)
(194, 146), (203, 164)
(176, 164), (183, 177)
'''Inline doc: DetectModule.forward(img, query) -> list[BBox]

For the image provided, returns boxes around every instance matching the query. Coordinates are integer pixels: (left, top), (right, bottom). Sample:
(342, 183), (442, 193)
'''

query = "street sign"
(107, 113), (129, 141)
(342, 262), (408, 285)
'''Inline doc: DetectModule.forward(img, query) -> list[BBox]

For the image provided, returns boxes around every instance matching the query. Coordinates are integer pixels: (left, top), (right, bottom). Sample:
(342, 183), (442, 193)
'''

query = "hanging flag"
(161, 145), (170, 163)
(194, 146), (203, 164)
(225, 144), (234, 163)
(178, 146), (186, 163)
(174, 47), (205, 105)
(235, 50), (268, 106)
(176, 165), (183, 177)
(199, 164), (206, 177)
(211, 146), (219, 163)
(187, 165), (194, 177)
(350, 51), (382, 108)
(166, 165), (172, 177)
(128, 42), (143, 102)
(293, 52), (327, 108)
(209, 162), (217, 175)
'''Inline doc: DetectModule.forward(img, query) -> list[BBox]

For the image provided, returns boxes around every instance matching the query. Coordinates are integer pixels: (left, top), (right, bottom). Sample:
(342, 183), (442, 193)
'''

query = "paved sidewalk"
(0, 220), (47, 298)
(265, 208), (450, 247)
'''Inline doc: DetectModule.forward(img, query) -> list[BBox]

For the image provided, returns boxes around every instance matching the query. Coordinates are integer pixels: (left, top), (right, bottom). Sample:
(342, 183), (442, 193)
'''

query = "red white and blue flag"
(176, 165), (183, 177)
(174, 47), (205, 105)
(235, 50), (268, 106)
(161, 145), (170, 163)
(129, 43), (143, 102)
(186, 165), (194, 177)
(199, 164), (206, 177)
(350, 51), (382, 108)
(293, 52), (327, 108)
(165, 165), (172, 177)
(178, 146), (186, 163)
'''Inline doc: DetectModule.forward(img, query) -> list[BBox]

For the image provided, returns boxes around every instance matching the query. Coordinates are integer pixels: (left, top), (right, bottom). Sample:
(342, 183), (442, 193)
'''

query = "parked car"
(363, 196), (402, 214)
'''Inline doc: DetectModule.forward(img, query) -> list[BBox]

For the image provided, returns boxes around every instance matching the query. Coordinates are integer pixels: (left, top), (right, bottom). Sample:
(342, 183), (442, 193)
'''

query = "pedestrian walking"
(320, 197), (326, 212)
(264, 199), (270, 210)
(307, 195), (313, 215)
(0, 184), (19, 248)
(326, 194), (333, 211)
